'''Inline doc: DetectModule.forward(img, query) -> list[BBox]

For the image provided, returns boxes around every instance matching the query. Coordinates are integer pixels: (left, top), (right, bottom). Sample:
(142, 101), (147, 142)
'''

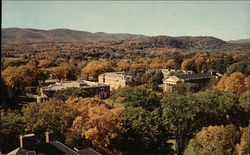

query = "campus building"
(98, 72), (137, 90)
(37, 80), (110, 103)
(163, 72), (220, 92)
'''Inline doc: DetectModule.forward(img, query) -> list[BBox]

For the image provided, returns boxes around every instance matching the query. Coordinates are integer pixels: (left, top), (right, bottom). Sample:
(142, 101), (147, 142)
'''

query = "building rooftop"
(163, 72), (214, 83)
(176, 72), (213, 81)
(99, 72), (134, 81)
(41, 80), (109, 91)
(7, 132), (101, 155)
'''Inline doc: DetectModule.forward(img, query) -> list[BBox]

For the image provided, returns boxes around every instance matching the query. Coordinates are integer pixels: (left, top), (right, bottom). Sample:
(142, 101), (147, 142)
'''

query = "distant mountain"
(1, 28), (146, 43)
(121, 36), (229, 50)
(2, 28), (249, 51)
(227, 39), (250, 44)
(227, 39), (250, 50)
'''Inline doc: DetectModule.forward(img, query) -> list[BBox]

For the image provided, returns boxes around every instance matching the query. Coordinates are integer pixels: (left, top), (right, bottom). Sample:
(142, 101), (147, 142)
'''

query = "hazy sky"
(2, 1), (250, 41)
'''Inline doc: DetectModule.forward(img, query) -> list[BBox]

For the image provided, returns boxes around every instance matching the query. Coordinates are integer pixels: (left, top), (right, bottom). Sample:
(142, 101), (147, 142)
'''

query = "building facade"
(98, 72), (137, 90)
(147, 69), (194, 80)
(163, 72), (217, 92)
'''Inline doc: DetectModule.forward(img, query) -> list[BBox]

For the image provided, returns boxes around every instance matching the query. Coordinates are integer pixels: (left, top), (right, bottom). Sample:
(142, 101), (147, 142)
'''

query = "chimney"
(20, 134), (35, 150)
(45, 131), (55, 143)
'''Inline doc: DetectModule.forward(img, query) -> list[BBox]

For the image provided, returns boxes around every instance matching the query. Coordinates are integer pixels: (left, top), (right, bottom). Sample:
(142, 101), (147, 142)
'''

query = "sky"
(2, 1), (250, 41)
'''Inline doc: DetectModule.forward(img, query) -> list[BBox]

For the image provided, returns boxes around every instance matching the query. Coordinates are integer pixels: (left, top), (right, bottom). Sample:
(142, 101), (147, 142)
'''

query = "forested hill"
(1, 28), (146, 43)
(2, 28), (250, 51)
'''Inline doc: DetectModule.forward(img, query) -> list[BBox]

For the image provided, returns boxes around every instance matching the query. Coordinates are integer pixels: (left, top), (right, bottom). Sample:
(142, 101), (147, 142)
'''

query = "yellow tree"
(165, 59), (178, 69)
(181, 58), (195, 71)
(217, 72), (250, 95)
(2, 65), (39, 97)
(38, 60), (53, 68)
(216, 73), (229, 90)
(2, 66), (26, 97)
(225, 72), (248, 94)
(117, 61), (131, 72)
(148, 59), (165, 69)
(67, 97), (124, 154)
(194, 57), (206, 72)
(50, 67), (66, 81)
(235, 127), (249, 155)
(81, 61), (114, 81)
(191, 125), (240, 155)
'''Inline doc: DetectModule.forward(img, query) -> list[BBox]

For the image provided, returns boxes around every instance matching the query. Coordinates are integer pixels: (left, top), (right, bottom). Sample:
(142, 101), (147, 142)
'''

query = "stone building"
(37, 80), (110, 103)
(98, 72), (137, 90)
(147, 69), (194, 79)
(163, 72), (218, 92)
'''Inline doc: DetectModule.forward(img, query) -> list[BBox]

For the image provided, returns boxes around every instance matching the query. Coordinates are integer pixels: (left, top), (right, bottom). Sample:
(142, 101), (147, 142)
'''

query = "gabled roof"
(36, 143), (65, 154)
(163, 75), (181, 83)
(7, 141), (86, 155)
(78, 148), (101, 155)
(49, 141), (79, 155)
(163, 72), (213, 83)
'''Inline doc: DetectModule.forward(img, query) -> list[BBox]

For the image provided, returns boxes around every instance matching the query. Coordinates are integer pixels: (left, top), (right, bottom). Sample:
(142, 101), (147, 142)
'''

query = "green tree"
(121, 107), (173, 154)
(148, 71), (164, 84)
(22, 99), (76, 142)
(1, 77), (11, 109)
(62, 63), (80, 81)
(181, 58), (195, 71)
(53, 88), (90, 101)
(161, 94), (204, 155)
(227, 60), (250, 76)
(171, 83), (198, 95)
(110, 87), (173, 154)
(235, 127), (249, 155)
(111, 87), (160, 111)
(0, 110), (25, 153)
(239, 90), (250, 112)
(195, 89), (244, 126)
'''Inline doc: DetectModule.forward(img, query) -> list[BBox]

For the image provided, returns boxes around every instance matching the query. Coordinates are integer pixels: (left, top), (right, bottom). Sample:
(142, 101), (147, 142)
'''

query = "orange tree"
(67, 97), (123, 154)
(216, 72), (250, 95)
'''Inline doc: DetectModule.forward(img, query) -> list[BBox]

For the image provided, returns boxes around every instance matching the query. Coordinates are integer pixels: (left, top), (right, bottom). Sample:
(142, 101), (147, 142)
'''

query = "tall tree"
(227, 60), (250, 76)
(161, 94), (204, 155)
(2, 65), (39, 98)
(191, 125), (240, 155)
(235, 127), (249, 155)
(0, 110), (25, 153)
(216, 72), (250, 95)
(111, 87), (173, 154)
(81, 61), (114, 81)
(22, 99), (76, 142)
(165, 59), (178, 69)
(67, 97), (123, 154)
(181, 58), (195, 71)
(50, 67), (66, 81)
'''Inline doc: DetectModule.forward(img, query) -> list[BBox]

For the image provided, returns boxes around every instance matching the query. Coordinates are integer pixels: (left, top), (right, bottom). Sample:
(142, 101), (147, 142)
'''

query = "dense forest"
(1, 28), (250, 154)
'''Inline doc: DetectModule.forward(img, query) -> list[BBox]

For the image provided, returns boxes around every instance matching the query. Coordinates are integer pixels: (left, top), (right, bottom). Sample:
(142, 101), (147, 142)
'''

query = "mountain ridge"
(2, 28), (146, 43)
(2, 28), (249, 51)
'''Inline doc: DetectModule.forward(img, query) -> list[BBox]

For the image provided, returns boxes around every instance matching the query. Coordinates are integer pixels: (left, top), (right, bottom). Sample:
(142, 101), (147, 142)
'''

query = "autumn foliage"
(67, 97), (123, 154)
(216, 72), (250, 95)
